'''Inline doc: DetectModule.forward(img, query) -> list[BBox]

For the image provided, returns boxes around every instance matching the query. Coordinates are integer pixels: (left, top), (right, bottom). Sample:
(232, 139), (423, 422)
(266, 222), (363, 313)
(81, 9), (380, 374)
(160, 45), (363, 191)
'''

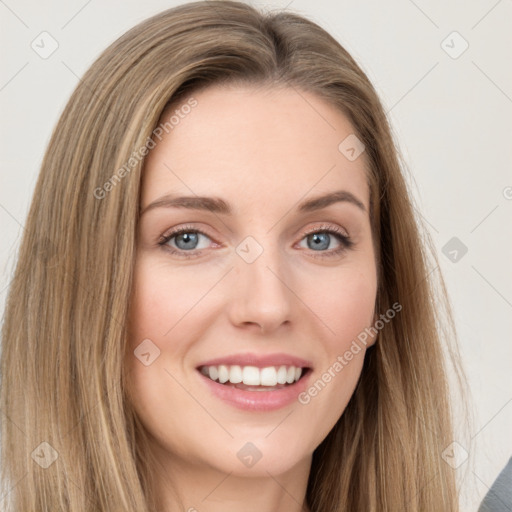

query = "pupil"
(177, 232), (198, 249)
(310, 233), (329, 250)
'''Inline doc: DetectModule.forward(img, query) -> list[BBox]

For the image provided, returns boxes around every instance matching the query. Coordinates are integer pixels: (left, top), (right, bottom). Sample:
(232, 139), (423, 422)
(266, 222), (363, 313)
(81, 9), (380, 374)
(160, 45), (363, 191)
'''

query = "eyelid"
(158, 224), (215, 246)
(158, 222), (353, 259)
(299, 223), (350, 240)
(294, 223), (354, 258)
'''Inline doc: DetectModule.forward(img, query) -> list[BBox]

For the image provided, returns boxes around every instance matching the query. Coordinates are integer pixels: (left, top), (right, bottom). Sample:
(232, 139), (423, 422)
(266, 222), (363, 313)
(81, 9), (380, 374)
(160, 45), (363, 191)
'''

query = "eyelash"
(157, 223), (354, 260)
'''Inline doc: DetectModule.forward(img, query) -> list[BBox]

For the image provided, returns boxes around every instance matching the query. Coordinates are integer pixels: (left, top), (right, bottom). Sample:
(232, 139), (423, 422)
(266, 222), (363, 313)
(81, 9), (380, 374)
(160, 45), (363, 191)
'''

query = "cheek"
(127, 257), (213, 347)
(313, 265), (377, 348)
(308, 265), (375, 386)
(294, 261), (376, 397)
(124, 259), (210, 450)
(124, 259), (196, 403)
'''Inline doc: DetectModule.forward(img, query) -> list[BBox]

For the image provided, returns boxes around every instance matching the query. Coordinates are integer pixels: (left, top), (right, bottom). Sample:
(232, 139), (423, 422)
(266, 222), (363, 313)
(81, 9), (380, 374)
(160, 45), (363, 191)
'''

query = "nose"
(227, 245), (293, 334)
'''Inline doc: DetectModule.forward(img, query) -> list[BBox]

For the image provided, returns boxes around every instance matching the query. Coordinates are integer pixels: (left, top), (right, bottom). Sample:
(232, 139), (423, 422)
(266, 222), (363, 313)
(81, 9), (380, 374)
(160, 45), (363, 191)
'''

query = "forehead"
(141, 84), (369, 213)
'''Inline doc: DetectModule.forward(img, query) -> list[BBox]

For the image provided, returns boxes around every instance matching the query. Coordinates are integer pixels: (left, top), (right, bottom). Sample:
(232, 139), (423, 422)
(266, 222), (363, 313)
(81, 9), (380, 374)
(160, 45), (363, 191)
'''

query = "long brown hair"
(0, 1), (465, 510)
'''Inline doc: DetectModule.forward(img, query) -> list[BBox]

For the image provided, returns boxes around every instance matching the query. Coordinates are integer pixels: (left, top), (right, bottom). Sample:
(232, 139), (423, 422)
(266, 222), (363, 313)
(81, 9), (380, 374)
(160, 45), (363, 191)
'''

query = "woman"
(0, 1), (465, 510)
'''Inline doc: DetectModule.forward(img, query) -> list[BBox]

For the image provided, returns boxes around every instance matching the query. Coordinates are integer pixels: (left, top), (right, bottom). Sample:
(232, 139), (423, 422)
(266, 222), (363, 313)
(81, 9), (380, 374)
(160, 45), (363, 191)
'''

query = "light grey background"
(1, 1), (511, 509)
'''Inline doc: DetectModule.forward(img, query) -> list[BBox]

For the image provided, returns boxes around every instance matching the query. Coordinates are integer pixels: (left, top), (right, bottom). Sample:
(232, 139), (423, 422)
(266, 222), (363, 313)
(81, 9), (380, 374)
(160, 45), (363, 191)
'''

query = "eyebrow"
(140, 190), (366, 216)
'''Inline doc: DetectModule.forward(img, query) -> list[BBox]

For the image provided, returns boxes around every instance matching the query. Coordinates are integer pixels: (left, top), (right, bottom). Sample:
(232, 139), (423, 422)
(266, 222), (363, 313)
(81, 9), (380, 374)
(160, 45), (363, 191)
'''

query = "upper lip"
(197, 352), (313, 369)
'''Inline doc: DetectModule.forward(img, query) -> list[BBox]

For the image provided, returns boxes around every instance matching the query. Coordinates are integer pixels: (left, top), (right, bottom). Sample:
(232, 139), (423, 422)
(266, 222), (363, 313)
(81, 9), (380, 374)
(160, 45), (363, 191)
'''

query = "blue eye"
(297, 226), (353, 257)
(174, 231), (199, 250)
(306, 232), (333, 251)
(158, 224), (353, 259)
(161, 228), (210, 253)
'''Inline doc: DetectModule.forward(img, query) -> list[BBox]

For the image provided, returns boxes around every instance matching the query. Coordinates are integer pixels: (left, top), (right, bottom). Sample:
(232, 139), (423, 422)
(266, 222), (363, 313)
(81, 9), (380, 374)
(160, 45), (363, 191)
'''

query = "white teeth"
(242, 366), (260, 386)
(200, 364), (305, 387)
(260, 367), (277, 386)
(218, 365), (229, 384)
(276, 365), (288, 384)
(208, 366), (218, 381)
(229, 365), (242, 384)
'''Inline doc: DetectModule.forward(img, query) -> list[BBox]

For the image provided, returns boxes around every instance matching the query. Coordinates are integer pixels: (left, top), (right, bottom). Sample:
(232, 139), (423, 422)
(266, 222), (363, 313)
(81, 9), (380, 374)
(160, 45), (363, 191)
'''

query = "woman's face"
(125, 84), (378, 478)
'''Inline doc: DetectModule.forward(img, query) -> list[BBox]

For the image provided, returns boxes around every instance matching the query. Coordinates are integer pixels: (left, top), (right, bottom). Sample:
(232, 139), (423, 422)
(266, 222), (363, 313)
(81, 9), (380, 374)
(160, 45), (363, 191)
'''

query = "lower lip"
(198, 370), (311, 411)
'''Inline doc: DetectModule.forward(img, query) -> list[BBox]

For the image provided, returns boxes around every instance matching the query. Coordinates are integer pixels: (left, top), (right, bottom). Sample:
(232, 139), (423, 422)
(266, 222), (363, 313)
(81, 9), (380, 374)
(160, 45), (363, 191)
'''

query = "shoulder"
(479, 457), (512, 512)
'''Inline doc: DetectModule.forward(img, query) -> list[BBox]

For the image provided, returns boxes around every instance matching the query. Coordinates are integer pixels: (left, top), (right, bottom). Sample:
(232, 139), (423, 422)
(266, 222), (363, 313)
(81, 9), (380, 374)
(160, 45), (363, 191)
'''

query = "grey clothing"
(479, 457), (512, 512)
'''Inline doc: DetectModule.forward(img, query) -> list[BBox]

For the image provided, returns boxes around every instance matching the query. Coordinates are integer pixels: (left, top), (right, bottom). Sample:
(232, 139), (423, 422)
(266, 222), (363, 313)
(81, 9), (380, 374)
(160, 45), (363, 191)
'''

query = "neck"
(149, 449), (312, 512)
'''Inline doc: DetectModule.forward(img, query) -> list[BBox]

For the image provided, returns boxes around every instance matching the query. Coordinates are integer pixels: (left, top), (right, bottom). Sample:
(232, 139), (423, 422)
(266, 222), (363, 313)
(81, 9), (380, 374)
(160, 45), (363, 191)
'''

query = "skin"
(125, 83), (378, 512)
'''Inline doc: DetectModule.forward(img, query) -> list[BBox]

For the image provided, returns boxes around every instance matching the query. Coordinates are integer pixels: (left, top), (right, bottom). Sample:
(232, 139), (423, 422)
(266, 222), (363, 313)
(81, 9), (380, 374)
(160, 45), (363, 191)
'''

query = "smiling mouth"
(198, 364), (309, 391)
